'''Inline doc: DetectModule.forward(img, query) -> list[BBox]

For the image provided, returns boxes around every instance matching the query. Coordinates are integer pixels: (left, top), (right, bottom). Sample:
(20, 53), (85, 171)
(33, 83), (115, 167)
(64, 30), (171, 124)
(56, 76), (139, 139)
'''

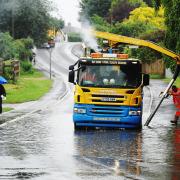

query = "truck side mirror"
(143, 74), (150, 86)
(69, 65), (74, 70)
(68, 70), (75, 84)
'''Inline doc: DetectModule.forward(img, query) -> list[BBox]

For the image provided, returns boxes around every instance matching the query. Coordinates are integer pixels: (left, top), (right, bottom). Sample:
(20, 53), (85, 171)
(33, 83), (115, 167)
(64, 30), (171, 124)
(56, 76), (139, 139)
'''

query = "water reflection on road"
(74, 130), (142, 179)
(0, 100), (180, 179)
(73, 126), (180, 180)
(1, 104), (179, 180)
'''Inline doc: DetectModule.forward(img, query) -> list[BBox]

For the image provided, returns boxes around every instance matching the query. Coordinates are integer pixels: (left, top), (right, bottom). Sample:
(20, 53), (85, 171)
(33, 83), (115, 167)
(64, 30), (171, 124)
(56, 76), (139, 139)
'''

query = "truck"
(48, 38), (55, 48)
(69, 31), (180, 129)
(47, 29), (56, 48)
(69, 52), (149, 129)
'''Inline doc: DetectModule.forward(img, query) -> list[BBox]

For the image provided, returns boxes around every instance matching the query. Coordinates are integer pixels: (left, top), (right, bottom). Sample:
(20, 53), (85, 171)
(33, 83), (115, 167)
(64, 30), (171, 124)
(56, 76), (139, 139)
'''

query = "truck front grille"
(88, 105), (128, 117)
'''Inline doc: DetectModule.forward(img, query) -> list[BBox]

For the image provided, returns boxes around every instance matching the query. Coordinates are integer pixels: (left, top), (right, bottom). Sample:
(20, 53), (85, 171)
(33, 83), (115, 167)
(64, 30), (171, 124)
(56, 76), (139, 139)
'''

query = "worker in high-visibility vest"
(169, 85), (180, 124)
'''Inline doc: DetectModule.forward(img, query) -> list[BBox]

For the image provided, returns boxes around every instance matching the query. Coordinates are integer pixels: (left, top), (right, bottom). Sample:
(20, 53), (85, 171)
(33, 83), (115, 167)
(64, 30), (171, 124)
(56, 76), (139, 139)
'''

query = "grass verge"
(150, 74), (180, 86)
(4, 70), (52, 103)
(163, 77), (180, 87)
(150, 74), (164, 79)
(3, 107), (14, 112)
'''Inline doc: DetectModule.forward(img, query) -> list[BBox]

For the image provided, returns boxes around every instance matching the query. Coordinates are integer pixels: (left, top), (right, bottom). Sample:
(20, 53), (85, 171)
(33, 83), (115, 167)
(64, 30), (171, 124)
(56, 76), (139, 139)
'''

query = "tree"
(131, 30), (165, 63)
(143, 0), (153, 6)
(0, 0), (17, 36)
(13, 38), (34, 60)
(153, 0), (180, 53)
(112, 6), (165, 64)
(0, 0), (59, 46)
(0, 32), (33, 61)
(109, 0), (146, 23)
(0, 32), (15, 60)
(49, 17), (64, 32)
(91, 15), (111, 32)
(14, 0), (52, 45)
(112, 6), (165, 37)
(112, 21), (149, 37)
(153, 0), (180, 72)
(79, 0), (111, 21)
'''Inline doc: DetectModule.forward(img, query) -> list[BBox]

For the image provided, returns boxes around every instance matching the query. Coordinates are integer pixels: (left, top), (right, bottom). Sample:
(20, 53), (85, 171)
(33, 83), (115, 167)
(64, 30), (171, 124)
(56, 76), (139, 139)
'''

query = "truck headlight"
(129, 110), (141, 116)
(74, 108), (86, 114)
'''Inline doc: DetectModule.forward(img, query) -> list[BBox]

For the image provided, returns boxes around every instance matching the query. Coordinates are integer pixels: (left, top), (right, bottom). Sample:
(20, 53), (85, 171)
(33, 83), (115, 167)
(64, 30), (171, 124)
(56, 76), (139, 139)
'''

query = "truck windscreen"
(78, 63), (141, 88)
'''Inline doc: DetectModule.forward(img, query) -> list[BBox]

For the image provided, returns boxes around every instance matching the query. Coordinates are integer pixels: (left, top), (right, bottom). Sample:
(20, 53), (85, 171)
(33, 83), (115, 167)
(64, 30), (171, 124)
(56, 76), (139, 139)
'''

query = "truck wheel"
(74, 123), (84, 131)
(135, 124), (142, 130)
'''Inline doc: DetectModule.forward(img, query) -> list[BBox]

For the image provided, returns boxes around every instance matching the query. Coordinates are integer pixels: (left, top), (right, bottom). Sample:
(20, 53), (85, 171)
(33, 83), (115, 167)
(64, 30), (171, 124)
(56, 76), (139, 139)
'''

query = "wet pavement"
(0, 43), (179, 179)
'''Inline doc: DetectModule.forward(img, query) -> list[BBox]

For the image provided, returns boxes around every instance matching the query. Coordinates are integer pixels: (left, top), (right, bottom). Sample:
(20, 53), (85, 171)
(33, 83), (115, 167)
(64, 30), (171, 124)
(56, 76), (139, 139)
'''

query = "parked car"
(41, 43), (50, 49)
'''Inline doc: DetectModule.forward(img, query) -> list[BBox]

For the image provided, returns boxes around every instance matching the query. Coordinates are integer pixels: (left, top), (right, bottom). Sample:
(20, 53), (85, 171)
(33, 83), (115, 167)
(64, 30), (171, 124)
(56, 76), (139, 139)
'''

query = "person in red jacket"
(170, 85), (180, 124)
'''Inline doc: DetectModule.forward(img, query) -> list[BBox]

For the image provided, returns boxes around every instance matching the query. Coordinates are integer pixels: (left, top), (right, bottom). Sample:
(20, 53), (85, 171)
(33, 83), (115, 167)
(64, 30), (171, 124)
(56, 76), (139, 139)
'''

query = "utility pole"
(48, 47), (53, 79)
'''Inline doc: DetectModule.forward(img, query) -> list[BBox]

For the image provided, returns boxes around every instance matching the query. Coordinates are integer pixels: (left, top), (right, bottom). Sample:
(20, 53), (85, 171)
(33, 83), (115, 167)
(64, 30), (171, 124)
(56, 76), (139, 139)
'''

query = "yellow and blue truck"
(69, 31), (180, 129)
(69, 52), (149, 129)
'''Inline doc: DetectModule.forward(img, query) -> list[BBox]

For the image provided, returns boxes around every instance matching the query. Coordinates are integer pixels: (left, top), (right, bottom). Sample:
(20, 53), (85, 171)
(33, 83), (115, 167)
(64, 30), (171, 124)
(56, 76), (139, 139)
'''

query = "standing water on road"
(0, 44), (179, 179)
(0, 91), (179, 180)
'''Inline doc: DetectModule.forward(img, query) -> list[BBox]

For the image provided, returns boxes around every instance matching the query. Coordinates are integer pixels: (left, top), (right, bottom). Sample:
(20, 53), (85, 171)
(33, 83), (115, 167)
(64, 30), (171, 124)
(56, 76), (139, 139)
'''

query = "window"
(78, 63), (141, 88)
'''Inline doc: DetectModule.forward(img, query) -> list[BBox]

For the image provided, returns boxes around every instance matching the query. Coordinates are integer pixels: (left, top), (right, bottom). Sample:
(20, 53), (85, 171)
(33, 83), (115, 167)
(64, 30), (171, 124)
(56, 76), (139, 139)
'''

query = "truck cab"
(69, 53), (149, 129)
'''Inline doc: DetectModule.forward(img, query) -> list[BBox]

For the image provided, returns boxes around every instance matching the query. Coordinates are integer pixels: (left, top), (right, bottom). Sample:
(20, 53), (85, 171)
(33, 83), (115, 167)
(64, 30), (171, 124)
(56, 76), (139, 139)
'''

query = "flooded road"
(0, 43), (179, 179)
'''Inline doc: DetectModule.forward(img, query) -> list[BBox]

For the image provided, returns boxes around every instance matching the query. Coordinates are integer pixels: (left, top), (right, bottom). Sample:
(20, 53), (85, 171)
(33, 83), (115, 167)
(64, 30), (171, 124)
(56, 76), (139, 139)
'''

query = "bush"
(14, 38), (34, 61)
(112, 21), (149, 37)
(68, 33), (82, 42)
(0, 33), (34, 61)
(3, 66), (13, 82)
(0, 32), (15, 60)
(91, 15), (111, 32)
(21, 61), (33, 74)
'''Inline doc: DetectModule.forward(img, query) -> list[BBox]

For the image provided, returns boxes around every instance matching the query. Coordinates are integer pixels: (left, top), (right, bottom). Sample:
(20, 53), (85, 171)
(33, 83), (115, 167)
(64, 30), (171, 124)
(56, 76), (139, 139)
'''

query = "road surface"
(0, 42), (179, 180)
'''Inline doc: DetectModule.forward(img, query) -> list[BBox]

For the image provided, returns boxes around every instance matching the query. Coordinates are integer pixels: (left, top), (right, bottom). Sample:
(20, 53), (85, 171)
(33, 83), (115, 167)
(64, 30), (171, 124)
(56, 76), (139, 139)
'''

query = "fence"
(142, 59), (165, 77)
(11, 60), (20, 82)
(0, 59), (20, 82)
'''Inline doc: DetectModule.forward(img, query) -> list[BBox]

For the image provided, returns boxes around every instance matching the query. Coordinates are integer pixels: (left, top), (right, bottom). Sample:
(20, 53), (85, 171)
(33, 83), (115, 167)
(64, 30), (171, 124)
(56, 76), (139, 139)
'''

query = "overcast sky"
(53, 0), (81, 28)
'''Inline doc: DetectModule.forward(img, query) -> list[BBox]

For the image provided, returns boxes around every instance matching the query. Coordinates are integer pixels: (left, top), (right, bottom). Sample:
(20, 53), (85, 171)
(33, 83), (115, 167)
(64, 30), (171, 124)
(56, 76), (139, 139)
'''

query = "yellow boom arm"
(93, 30), (180, 63)
(91, 30), (180, 126)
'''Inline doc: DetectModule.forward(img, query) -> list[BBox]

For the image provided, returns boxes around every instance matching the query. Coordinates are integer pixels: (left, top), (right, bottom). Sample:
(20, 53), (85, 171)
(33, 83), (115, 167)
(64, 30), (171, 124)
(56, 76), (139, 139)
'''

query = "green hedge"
(67, 32), (82, 42)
